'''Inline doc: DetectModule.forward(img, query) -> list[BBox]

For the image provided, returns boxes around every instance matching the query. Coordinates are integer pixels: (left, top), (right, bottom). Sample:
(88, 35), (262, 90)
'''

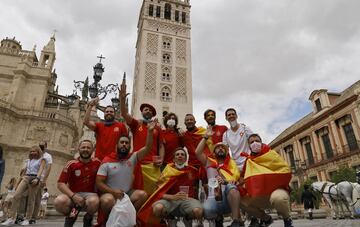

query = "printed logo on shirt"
(114, 127), (119, 132)
(75, 170), (81, 177)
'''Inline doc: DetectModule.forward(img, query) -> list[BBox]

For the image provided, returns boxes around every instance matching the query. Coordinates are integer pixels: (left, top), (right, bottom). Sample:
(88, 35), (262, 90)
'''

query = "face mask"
(175, 163), (186, 169)
(229, 120), (237, 128)
(250, 142), (262, 153)
(117, 147), (129, 159)
(167, 119), (176, 127)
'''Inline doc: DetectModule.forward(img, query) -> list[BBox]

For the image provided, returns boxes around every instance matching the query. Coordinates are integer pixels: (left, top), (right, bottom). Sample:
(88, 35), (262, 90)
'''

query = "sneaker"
(259, 215), (273, 227)
(283, 217), (294, 227)
(215, 215), (224, 227)
(15, 216), (24, 225)
(20, 219), (29, 226)
(29, 219), (36, 224)
(1, 218), (15, 226)
(64, 216), (78, 227)
(248, 217), (260, 227)
(83, 213), (93, 227)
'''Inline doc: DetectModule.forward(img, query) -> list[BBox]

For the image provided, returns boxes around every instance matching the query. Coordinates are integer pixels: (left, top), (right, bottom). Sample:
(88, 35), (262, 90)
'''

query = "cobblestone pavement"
(16, 217), (360, 227)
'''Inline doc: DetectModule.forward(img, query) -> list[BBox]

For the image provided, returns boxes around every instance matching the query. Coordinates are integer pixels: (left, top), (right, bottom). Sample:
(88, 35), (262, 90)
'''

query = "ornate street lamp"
(67, 55), (120, 109)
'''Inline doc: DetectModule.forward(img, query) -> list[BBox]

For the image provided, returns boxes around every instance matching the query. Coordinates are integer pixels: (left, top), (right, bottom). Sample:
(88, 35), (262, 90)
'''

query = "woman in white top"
(2, 146), (45, 226)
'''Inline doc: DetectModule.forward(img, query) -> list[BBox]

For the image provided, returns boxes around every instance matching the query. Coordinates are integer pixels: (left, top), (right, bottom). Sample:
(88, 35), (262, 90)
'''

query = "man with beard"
(222, 108), (253, 171)
(119, 80), (164, 194)
(196, 127), (245, 227)
(204, 109), (227, 156)
(54, 140), (101, 227)
(84, 97), (128, 160)
(95, 120), (156, 225)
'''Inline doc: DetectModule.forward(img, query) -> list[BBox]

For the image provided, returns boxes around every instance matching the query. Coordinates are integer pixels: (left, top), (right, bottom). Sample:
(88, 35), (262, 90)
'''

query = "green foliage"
(330, 166), (356, 184)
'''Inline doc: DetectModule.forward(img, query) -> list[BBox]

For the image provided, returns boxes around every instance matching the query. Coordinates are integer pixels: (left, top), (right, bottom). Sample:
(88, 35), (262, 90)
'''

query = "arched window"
(162, 67), (171, 82)
(149, 4), (154, 16)
(161, 86), (172, 102)
(162, 53), (171, 64)
(164, 3), (171, 20)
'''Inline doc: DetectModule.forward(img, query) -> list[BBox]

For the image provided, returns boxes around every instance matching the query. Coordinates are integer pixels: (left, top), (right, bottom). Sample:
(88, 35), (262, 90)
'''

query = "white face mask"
(167, 119), (176, 127)
(229, 120), (238, 128)
(250, 141), (262, 153)
(175, 163), (186, 169)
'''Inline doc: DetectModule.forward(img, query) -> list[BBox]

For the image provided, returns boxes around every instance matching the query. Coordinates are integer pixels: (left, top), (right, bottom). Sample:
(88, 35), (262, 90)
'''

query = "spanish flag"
(137, 164), (197, 227)
(242, 144), (291, 197)
(207, 155), (240, 181)
(194, 127), (215, 157)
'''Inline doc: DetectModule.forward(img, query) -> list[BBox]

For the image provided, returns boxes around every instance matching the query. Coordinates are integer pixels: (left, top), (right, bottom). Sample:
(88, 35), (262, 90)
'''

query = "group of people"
(0, 142), (52, 226)
(2, 78), (294, 227)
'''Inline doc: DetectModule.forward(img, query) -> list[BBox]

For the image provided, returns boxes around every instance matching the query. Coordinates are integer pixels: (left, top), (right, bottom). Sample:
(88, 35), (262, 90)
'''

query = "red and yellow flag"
(243, 145), (291, 197)
(207, 156), (240, 181)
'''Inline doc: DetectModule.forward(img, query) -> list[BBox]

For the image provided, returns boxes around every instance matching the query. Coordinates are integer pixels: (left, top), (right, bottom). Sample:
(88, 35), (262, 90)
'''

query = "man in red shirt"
(120, 80), (164, 194)
(54, 140), (101, 227)
(84, 97), (128, 160)
(204, 109), (228, 147)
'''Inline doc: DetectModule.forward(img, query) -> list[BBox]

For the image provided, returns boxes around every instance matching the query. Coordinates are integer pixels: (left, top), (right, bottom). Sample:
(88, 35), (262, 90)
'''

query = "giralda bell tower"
(131, 0), (193, 123)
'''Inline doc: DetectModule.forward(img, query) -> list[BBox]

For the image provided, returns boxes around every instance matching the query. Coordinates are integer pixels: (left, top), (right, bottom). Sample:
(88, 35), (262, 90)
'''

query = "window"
(162, 53), (171, 64)
(161, 87), (172, 102)
(304, 143), (315, 165)
(163, 41), (171, 49)
(175, 10), (180, 22)
(343, 123), (359, 151)
(182, 12), (186, 23)
(164, 3), (171, 20)
(285, 145), (295, 169)
(156, 6), (161, 18)
(149, 4), (154, 16)
(310, 176), (318, 182)
(321, 134), (333, 159)
(315, 99), (322, 112)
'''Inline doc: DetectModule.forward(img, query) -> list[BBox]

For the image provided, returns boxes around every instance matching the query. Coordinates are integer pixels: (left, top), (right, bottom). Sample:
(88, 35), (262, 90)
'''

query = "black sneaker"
(215, 215), (224, 227)
(29, 219), (36, 224)
(228, 219), (245, 227)
(83, 213), (93, 227)
(15, 216), (24, 225)
(283, 217), (294, 227)
(64, 216), (77, 227)
(259, 215), (273, 227)
(248, 217), (260, 227)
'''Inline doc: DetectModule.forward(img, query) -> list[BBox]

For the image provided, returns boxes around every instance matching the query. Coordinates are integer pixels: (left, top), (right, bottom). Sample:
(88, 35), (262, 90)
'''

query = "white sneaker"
(20, 219), (29, 226)
(1, 218), (15, 226)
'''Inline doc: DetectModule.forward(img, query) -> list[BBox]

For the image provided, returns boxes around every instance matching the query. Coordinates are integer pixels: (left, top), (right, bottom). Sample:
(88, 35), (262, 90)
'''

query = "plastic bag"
(106, 194), (136, 227)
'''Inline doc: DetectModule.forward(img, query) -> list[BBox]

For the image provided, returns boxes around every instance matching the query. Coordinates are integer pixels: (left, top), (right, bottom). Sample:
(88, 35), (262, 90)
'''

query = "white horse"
(311, 181), (352, 219)
(337, 181), (360, 218)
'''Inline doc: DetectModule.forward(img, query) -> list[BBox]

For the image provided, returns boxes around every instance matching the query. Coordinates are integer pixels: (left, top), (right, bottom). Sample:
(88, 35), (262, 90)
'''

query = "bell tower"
(131, 0), (192, 123)
(39, 34), (56, 71)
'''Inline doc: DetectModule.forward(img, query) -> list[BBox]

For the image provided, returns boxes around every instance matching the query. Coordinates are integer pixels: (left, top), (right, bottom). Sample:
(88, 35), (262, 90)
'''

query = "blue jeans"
(202, 184), (237, 219)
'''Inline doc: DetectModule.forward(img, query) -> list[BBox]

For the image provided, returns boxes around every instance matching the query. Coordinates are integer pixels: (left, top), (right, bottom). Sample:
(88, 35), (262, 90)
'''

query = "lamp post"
(67, 55), (121, 110)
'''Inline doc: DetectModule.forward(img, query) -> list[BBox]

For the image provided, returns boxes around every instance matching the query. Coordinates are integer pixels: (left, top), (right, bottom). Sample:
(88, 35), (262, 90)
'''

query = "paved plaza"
(17, 217), (360, 227)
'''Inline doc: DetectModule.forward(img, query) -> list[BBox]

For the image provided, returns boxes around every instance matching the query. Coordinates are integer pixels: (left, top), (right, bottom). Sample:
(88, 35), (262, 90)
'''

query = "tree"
(330, 166), (356, 184)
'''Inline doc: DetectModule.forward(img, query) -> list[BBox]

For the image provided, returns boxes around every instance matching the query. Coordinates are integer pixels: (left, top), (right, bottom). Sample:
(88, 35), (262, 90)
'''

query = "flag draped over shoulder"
(137, 164), (197, 227)
(243, 145), (291, 197)
(207, 156), (240, 181)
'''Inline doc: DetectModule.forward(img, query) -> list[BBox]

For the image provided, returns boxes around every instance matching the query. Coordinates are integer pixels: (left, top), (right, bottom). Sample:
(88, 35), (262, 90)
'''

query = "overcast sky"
(1, 0), (360, 143)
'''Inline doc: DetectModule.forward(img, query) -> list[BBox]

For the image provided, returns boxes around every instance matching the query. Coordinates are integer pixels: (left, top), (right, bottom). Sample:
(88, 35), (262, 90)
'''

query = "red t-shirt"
(58, 158), (101, 193)
(167, 166), (199, 198)
(129, 119), (163, 164)
(162, 129), (182, 164)
(211, 125), (228, 144)
(183, 128), (203, 166)
(94, 121), (128, 160)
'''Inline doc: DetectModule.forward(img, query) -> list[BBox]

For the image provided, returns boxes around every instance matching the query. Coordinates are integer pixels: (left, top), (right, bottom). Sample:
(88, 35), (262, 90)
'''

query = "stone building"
(270, 81), (360, 189)
(0, 36), (86, 194)
(131, 0), (193, 122)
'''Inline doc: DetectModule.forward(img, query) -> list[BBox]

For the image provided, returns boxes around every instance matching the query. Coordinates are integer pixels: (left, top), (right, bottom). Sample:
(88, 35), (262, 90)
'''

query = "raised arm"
(195, 126), (214, 166)
(137, 119), (157, 160)
(83, 97), (99, 131)
(119, 79), (133, 125)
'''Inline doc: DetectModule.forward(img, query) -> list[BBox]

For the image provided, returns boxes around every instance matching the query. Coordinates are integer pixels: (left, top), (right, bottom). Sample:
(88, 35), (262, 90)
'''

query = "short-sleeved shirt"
(41, 152), (53, 180)
(94, 121), (128, 160)
(129, 119), (163, 164)
(97, 153), (138, 193)
(211, 125), (228, 144)
(25, 158), (43, 175)
(162, 129), (182, 164)
(58, 158), (101, 193)
(222, 124), (253, 169)
(183, 128), (203, 166)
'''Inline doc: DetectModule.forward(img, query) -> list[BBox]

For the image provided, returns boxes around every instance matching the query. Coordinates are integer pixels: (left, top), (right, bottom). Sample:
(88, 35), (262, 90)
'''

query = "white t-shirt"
(41, 152), (53, 180)
(41, 192), (49, 205)
(222, 123), (253, 170)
